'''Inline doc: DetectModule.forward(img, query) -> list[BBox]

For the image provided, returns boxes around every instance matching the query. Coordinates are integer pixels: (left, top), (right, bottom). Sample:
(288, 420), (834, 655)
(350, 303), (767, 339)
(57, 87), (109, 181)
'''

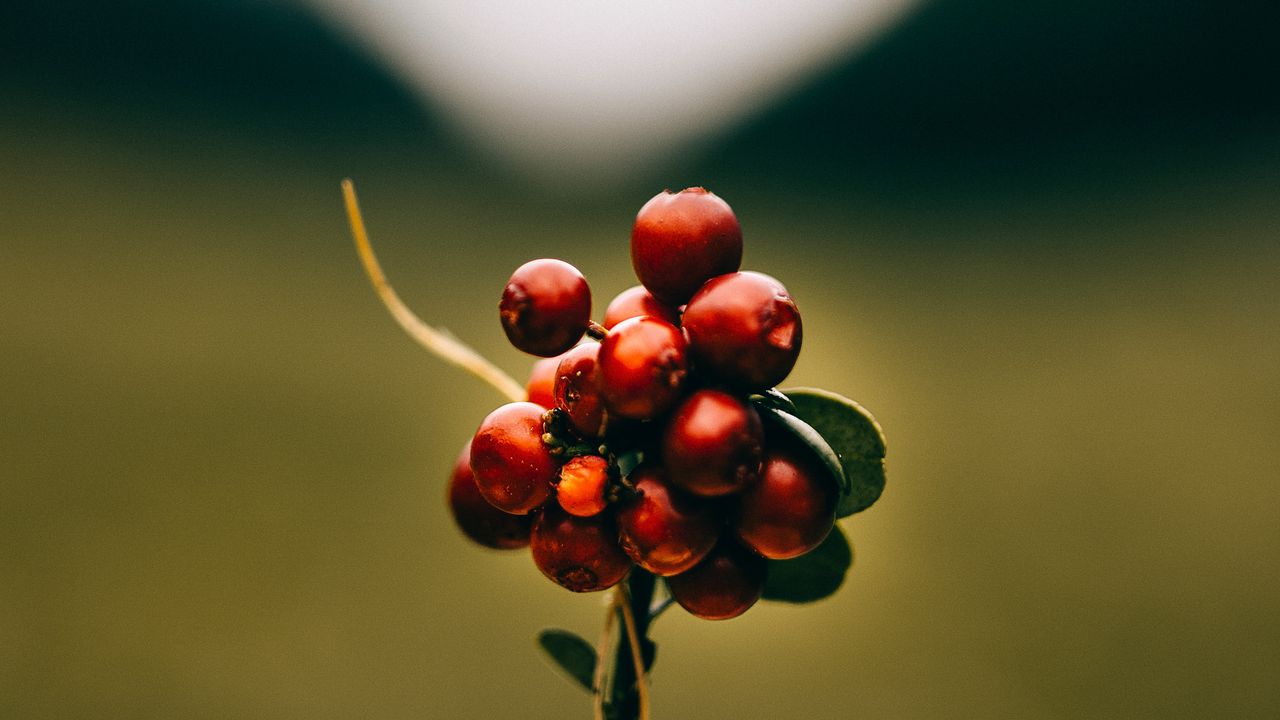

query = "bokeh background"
(3, 1), (1278, 718)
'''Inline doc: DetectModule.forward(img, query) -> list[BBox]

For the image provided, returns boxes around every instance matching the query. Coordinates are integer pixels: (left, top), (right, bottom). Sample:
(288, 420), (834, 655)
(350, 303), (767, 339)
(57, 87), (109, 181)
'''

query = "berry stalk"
(609, 570), (655, 720)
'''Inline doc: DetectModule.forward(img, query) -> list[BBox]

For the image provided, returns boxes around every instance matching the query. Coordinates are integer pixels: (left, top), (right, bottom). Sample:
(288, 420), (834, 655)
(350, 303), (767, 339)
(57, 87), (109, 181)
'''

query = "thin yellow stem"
(341, 179), (525, 404)
(593, 591), (621, 720)
(618, 585), (651, 720)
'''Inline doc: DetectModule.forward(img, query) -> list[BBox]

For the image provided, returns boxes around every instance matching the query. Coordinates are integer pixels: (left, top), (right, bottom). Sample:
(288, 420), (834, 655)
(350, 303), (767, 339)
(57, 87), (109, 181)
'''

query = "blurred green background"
(2, 1), (1278, 718)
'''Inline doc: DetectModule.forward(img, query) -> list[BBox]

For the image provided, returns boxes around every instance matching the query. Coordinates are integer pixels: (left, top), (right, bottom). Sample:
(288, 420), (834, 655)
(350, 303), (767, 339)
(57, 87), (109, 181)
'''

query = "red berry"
(631, 188), (742, 305)
(469, 402), (557, 514)
(500, 259), (591, 357)
(602, 285), (680, 329)
(666, 539), (766, 620)
(553, 342), (606, 437)
(524, 354), (563, 408)
(616, 464), (719, 576)
(662, 390), (763, 497)
(735, 444), (835, 559)
(557, 455), (610, 517)
(531, 504), (632, 592)
(597, 316), (689, 420)
(682, 271), (802, 391)
(447, 442), (532, 549)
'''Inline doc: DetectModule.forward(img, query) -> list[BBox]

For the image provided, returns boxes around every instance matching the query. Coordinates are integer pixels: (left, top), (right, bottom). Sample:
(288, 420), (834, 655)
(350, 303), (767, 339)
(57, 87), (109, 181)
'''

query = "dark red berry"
(553, 342), (606, 437)
(557, 455), (610, 517)
(524, 354), (563, 408)
(602, 285), (680, 329)
(597, 316), (689, 420)
(447, 442), (532, 549)
(666, 539), (766, 620)
(616, 464), (719, 576)
(631, 188), (742, 305)
(682, 271), (802, 391)
(662, 390), (763, 497)
(735, 444), (835, 559)
(500, 259), (591, 357)
(469, 401), (557, 514)
(531, 504), (632, 592)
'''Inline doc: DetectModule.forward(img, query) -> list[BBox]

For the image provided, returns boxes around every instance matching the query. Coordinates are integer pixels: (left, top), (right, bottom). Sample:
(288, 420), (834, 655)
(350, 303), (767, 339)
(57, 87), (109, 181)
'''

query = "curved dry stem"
(341, 179), (525, 403)
(618, 585), (651, 720)
(593, 591), (621, 720)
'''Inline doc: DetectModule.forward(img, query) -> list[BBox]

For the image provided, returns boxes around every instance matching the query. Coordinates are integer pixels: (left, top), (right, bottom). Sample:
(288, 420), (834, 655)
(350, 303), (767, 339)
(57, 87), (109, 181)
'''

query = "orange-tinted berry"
(524, 355), (563, 408)
(557, 455), (610, 517)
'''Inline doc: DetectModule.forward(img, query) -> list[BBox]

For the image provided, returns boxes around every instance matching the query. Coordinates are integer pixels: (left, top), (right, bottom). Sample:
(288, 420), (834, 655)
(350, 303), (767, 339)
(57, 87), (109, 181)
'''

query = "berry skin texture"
(616, 464), (719, 576)
(682, 271), (802, 392)
(447, 442), (532, 549)
(469, 402), (558, 514)
(500, 259), (592, 357)
(553, 342), (606, 438)
(531, 504), (633, 592)
(597, 316), (689, 420)
(736, 444), (836, 560)
(602, 285), (681, 330)
(631, 187), (743, 305)
(662, 389), (764, 497)
(666, 539), (766, 620)
(524, 354), (563, 409)
(557, 455), (610, 517)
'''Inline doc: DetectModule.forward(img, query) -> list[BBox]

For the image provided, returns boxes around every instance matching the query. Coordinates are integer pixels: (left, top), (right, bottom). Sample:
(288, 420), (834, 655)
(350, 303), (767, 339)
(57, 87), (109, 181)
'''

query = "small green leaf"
(536, 629), (596, 693)
(783, 387), (886, 517)
(762, 524), (854, 603)
(752, 401), (849, 502)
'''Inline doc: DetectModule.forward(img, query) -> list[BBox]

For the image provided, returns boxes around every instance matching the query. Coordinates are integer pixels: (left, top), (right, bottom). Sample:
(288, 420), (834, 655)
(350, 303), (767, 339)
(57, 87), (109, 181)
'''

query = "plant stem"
(609, 570), (655, 720)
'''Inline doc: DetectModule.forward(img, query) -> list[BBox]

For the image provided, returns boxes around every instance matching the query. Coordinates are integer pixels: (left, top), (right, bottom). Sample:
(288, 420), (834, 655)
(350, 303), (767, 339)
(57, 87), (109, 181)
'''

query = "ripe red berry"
(469, 401), (558, 514)
(602, 285), (680, 330)
(531, 504), (633, 592)
(616, 464), (719, 576)
(597, 316), (689, 420)
(553, 342), (606, 437)
(500, 259), (591, 357)
(662, 390), (764, 497)
(447, 442), (532, 549)
(524, 354), (563, 408)
(682, 271), (802, 391)
(735, 444), (836, 560)
(557, 455), (610, 517)
(666, 539), (766, 620)
(631, 188), (742, 305)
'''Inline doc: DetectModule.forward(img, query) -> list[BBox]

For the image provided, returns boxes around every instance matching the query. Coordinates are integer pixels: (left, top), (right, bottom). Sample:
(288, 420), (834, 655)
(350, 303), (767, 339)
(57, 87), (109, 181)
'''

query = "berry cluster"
(448, 188), (834, 621)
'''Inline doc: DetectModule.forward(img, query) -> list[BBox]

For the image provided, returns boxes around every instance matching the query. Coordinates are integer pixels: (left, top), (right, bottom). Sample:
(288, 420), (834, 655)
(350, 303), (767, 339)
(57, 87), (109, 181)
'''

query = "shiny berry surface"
(666, 539), (766, 620)
(447, 442), (532, 549)
(616, 464), (719, 576)
(531, 504), (632, 592)
(602, 285), (681, 329)
(662, 390), (763, 497)
(736, 444), (836, 559)
(553, 342), (606, 437)
(557, 455), (610, 517)
(469, 401), (557, 514)
(631, 188), (742, 305)
(682, 271), (802, 391)
(524, 354), (562, 408)
(597, 316), (688, 420)
(500, 258), (591, 357)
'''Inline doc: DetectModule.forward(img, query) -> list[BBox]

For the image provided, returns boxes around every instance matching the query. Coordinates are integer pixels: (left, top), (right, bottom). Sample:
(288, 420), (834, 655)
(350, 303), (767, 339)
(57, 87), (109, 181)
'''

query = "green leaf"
(536, 629), (596, 693)
(752, 401), (850, 503)
(783, 387), (887, 517)
(762, 524), (854, 603)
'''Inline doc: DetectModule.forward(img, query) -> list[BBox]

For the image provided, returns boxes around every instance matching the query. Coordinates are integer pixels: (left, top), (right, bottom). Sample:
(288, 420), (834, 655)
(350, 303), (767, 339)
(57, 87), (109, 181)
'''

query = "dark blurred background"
(2, 1), (1278, 718)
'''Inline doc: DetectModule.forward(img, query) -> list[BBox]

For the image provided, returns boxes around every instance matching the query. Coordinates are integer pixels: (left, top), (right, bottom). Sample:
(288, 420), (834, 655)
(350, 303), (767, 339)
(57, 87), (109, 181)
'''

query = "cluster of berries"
(447, 188), (836, 620)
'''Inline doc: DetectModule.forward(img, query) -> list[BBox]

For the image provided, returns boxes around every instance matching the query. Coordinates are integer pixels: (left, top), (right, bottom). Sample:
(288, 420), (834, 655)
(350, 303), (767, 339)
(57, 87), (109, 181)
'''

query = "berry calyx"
(500, 259), (592, 357)
(616, 464), (719, 576)
(662, 389), (764, 497)
(446, 442), (533, 549)
(531, 504), (633, 592)
(735, 443), (836, 559)
(602, 285), (681, 329)
(469, 401), (558, 514)
(553, 342), (606, 438)
(666, 538), (766, 620)
(631, 188), (742, 305)
(557, 455), (610, 517)
(682, 271), (802, 391)
(597, 316), (689, 420)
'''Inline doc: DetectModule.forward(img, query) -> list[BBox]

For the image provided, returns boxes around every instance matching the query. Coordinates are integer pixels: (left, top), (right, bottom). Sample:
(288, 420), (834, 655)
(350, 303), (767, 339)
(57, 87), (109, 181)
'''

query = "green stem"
(609, 569), (655, 719)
